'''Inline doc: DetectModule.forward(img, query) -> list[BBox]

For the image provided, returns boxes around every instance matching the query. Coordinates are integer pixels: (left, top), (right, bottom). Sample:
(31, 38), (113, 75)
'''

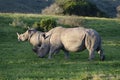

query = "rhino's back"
(49, 27), (66, 48)
(30, 31), (42, 46)
(61, 27), (86, 52)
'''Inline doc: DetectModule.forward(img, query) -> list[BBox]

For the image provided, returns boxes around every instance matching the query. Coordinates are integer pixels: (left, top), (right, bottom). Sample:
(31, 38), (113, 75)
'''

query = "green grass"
(0, 13), (120, 80)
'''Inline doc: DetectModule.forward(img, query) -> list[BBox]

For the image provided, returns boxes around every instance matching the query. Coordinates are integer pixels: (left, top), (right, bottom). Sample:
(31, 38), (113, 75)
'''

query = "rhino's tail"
(96, 44), (105, 61)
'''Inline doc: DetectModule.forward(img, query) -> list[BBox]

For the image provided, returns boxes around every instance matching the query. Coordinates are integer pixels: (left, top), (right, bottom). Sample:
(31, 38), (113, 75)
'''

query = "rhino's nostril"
(38, 56), (45, 58)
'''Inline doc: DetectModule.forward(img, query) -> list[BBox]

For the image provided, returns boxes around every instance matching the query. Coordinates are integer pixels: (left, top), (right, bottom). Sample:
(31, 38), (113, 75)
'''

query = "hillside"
(88, 0), (120, 17)
(0, 0), (54, 13)
(0, 0), (120, 17)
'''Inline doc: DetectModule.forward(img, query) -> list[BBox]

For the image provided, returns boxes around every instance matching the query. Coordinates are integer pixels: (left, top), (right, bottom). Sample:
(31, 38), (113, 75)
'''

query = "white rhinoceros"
(17, 28), (44, 53)
(37, 26), (105, 61)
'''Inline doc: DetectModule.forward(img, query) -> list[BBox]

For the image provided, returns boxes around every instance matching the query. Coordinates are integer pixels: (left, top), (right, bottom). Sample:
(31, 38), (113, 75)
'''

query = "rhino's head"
(37, 33), (50, 58)
(17, 27), (37, 41)
(37, 46), (49, 58)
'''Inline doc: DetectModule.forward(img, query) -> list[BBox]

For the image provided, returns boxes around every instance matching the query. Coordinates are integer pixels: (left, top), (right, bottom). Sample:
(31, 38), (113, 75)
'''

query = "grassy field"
(0, 13), (120, 80)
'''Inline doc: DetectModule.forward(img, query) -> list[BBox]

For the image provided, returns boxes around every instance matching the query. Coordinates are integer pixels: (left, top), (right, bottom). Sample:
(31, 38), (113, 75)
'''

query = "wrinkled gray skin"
(17, 28), (44, 56)
(37, 26), (105, 61)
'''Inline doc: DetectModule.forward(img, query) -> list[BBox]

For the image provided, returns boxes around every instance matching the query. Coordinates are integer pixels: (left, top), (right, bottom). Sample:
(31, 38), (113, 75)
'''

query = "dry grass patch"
(57, 16), (85, 27)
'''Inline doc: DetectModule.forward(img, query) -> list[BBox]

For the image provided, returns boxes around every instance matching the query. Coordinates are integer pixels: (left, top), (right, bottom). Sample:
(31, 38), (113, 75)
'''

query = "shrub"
(57, 16), (85, 27)
(32, 18), (57, 31)
(9, 18), (27, 28)
(117, 5), (120, 18)
(43, 0), (106, 17)
(62, 0), (106, 17)
(41, 3), (63, 15)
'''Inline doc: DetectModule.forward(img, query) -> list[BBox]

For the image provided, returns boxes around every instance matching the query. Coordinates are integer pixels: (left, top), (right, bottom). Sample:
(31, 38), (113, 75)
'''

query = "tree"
(117, 5), (120, 18)
(41, 3), (63, 15)
(62, 0), (105, 17)
(42, 0), (106, 17)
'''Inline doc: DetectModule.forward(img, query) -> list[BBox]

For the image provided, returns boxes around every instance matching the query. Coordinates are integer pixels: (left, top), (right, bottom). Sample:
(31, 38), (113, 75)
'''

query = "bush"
(42, 3), (63, 15)
(32, 18), (57, 31)
(57, 16), (85, 27)
(43, 0), (106, 17)
(117, 5), (120, 18)
(62, 0), (106, 17)
(9, 18), (27, 28)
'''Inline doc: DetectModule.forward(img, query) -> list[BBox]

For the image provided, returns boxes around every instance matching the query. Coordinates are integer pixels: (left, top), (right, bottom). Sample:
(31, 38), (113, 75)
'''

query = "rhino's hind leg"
(88, 49), (95, 61)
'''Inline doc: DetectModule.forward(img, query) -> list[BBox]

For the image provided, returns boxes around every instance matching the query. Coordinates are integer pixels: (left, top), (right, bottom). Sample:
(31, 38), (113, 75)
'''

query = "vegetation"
(9, 18), (27, 29)
(42, 0), (106, 17)
(0, 13), (120, 80)
(88, 0), (120, 17)
(57, 16), (85, 27)
(117, 5), (120, 18)
(41, 3), (64, 15)
(32, 18), (57, 31)
(0, 0), (54, 13)
(0, 0), (120, 17)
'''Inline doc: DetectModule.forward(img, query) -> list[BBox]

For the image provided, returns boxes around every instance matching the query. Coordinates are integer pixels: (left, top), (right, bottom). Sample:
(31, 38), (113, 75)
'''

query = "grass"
(0, 13), (120, 80)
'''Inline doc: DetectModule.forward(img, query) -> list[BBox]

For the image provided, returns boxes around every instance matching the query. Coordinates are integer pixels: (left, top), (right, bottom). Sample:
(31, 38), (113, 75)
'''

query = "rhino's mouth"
(38, 56), (45, 58)
(37, 50), (46, 58)
(18, 39), (21, 41)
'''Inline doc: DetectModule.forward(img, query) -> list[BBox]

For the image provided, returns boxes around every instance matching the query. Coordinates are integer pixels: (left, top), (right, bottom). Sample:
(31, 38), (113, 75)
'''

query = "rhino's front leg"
(48, 46), (57, 59)
(63, 49), (69, 59)
(48, 52), (52, 59)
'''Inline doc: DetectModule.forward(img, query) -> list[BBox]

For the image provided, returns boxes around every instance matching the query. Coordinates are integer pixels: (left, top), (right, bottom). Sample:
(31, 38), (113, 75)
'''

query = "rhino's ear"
(42, 33), (49, 39)
(28, 30), (32, 34)
(28, 27), (37, 33)
(42, 33), (46, 38)
(28, 29), (36, 34)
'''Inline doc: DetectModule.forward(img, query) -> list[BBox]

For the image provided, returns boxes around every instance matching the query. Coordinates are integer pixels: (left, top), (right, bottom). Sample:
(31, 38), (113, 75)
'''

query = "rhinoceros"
(17, 28), (44, 53)
(37, 26), (105, 61)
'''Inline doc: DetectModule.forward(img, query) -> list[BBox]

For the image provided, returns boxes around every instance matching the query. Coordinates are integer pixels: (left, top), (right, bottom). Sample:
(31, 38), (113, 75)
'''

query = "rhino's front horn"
(17, 32), (20, 36)
(27, 26), (30, 29)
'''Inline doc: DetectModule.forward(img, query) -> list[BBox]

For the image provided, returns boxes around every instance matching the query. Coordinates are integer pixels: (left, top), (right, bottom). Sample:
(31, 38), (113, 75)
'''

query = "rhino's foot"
(48, 57), (52, 59)
(88, 59), (92, 61)
(100, 55), (105, 61)
(88, 57), (94, 61)
(38, 56), (45, 58)
(48, 55), (53, 59)
(65, 56), (69, 59)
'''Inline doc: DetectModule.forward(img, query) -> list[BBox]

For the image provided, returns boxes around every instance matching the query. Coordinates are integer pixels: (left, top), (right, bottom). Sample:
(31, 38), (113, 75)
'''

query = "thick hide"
(38, 26), (105, 61)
